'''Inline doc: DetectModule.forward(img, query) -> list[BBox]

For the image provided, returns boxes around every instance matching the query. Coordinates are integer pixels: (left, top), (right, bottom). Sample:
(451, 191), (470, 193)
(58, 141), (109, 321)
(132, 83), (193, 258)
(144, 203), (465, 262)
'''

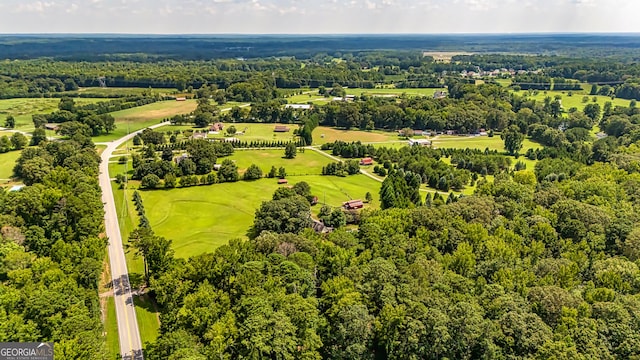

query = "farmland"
(0, 97), (108, 130)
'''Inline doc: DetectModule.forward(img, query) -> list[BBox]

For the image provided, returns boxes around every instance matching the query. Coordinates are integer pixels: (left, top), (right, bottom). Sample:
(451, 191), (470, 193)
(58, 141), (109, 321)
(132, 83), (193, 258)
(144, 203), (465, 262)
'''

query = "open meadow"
(313, 126), (401, 145)
(0, 97), (108, 130)
(432, 135), (542, 152)
(511, 89), (632, 112)
(93, 100), (198, 142)
(0, 150), (21, 180)
(138, 174), (379, 259)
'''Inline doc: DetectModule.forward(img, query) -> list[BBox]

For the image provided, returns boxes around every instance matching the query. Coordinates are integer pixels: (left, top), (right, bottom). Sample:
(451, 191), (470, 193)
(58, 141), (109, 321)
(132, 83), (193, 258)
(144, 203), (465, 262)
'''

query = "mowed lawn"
(139, 173), (380, 259)
(105, 297), (120, 359)
(93, 100), (198, 142)
(0, 97), (108, 130)
(0, 150), (21, 179)
(133, 295), (160, 347)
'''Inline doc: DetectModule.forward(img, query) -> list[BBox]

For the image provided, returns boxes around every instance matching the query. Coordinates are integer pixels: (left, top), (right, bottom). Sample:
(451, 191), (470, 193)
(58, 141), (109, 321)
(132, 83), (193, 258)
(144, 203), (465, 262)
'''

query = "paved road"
(99, 104), (249, 359)
(99, 121), (168, 360)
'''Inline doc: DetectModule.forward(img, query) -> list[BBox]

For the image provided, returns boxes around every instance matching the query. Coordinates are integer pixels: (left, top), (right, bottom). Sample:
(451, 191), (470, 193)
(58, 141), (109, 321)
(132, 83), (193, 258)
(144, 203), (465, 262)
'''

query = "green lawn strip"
(108, 160), (133, 180)
(111, 181), (145, 277)
(432, 135), (542, 152)
(0, 150), (21, 179)
(344, 87), (440, 97)
(133, 294), (160, 347)
(313, 126), (399, 144)
(140, 173), (380, 259)
(72, 87), (177, 97)
(105, 296), (120, 359)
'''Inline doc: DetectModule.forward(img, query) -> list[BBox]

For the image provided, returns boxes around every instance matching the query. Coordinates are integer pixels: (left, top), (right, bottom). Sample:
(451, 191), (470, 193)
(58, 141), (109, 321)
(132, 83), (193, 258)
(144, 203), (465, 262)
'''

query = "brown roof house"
(343, 199), (364, 210)
(274, 125), (290, 132)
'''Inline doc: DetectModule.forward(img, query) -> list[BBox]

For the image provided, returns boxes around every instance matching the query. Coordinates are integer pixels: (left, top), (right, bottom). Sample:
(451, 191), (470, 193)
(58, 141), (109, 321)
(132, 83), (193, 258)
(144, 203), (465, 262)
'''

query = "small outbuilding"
(278, 179), (289, 184)
(408, 138), (432, 147)
(44, 123), (60, 131)
(285, 104), (312, 110)
(274, 125), (290, 132)
(343, 199), (364, 210)
(176, 97), (187, 101)
(360, 157), (374, 166)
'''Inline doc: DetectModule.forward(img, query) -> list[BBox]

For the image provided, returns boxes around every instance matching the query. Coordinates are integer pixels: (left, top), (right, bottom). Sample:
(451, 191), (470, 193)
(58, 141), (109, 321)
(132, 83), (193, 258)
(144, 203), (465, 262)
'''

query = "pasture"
(229, 148), (332, 175)
(93, 100), (198, 142)
(136, 173), (379, 259)
(432, 135), (542, 152)
(345, 87), (440, 97)
(511, 89), (632, 112)
(313, 126), (400, 144)
(0, 97), (108, 130)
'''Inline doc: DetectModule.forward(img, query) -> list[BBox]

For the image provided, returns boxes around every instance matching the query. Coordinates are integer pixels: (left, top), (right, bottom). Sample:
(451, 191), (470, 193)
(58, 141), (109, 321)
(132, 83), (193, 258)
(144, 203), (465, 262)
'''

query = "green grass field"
(0, 150), (21, 179)
(229, 149), (332, 176)
(0, 97), (108, 130)
(73, 87), (178, 97)
(345, 87), (440, 97)
(105, 297), (119, 359)
(511, 89), (632, 112)
(133, 295), (160, 347)
(432, 135), (542, 152)
(93, 100), (198, 142)
(314, 126), (401, 145)
(137, 173), (379, 259)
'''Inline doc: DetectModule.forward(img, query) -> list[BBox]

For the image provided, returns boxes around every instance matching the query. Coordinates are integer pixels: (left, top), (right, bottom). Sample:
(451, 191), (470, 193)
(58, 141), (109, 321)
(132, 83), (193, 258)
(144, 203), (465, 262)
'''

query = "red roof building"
(343, 199), (364, 210)
(360, 157), (373, 166)
(278, 179), (289, 184)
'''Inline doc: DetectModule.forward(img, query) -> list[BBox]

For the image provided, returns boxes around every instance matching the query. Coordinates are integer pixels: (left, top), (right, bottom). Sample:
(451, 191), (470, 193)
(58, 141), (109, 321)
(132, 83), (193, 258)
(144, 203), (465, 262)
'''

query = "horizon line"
(1, 31), (640, 36)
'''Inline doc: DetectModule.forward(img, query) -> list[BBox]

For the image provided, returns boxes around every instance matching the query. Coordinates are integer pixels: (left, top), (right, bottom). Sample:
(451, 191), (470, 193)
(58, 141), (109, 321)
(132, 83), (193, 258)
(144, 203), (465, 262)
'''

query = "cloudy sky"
(0, 0), (637, 34)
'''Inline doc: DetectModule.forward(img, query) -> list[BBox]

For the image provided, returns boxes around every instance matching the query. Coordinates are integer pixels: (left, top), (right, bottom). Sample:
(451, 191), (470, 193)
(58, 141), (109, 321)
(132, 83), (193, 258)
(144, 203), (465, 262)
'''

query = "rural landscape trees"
(6, 34), (640, 360)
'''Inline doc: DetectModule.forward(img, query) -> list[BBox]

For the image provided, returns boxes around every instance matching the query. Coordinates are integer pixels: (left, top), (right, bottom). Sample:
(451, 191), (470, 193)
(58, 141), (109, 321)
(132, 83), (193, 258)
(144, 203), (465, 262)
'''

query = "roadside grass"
(105, 297), (120, 359)
(111, 181), (145, 278)
(0, 97), (108, 130)
(133, 294), (160, 347)
(0, 150), (21, 179)
(93, 100), (198, 142)
(138, 172), (380, 259)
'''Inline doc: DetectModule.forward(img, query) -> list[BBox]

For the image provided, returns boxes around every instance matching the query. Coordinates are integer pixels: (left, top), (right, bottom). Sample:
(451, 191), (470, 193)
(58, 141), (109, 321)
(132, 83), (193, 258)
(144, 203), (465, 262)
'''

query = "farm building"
(343, 199), (364, 210)
(191, 132), (206, 140)
(433, 91), (447, 99)
(311, 219), (334, 234)
(210, 123), (224, 132)
(44, 123), (60, 131)
(278, 179), (289, 184)
(360, 157), (374, 166)
(176, 97), (187, 101)
(174, 153), (190, 164)
(285, 104), (312, 110)
(274, 125), (290, 132)
(408, 138), (432, 147)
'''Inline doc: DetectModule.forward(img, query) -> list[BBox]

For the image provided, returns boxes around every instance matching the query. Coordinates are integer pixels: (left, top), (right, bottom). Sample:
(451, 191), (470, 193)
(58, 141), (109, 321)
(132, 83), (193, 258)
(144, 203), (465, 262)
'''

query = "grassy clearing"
(511, 89), (632, 112)
(314, 126), (399, 144)
(139, 172), (380, 259)
(73, 87), (178, 97)
(229, 149), (332, 176)
(345, 88), (440, 97)
(0, 150), (21, 179)
(93, 100), (198, 142)
(0, 97), (108, 130)
(432, 135), (542, 152)
(133, 294), (160, 347)
(105, 297), (120, 359)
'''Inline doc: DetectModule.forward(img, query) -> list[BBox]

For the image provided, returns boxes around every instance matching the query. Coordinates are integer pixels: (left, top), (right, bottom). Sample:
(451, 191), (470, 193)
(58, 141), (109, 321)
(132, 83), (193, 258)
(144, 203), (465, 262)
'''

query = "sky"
(0, 0), (638, 34)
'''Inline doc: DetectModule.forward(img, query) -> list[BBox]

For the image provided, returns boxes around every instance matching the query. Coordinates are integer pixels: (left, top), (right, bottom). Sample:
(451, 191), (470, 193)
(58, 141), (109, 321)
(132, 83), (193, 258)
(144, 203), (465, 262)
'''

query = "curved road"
(99, 121), (168, 360)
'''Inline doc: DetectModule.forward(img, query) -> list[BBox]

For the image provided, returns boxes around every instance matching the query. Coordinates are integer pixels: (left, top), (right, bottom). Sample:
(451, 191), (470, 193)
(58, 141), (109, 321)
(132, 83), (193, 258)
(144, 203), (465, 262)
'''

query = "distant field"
(345, 88), (440, 97)
(314, 126), (400, 144)
(511, 89), (632, 112)
(138, 173), (379, 259)
(0, 150), (21, 179)
(432, 135), (542, 152)
(72, 87), (178, 97)
(229, 149), (332, 176)
(0, 97), (108, 130)
(93, 100), (197, 142)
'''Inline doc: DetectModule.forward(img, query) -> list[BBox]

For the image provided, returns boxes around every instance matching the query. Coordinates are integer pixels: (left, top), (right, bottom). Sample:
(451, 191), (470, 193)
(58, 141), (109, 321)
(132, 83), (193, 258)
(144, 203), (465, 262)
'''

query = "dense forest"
(0, 124), (106, 357)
